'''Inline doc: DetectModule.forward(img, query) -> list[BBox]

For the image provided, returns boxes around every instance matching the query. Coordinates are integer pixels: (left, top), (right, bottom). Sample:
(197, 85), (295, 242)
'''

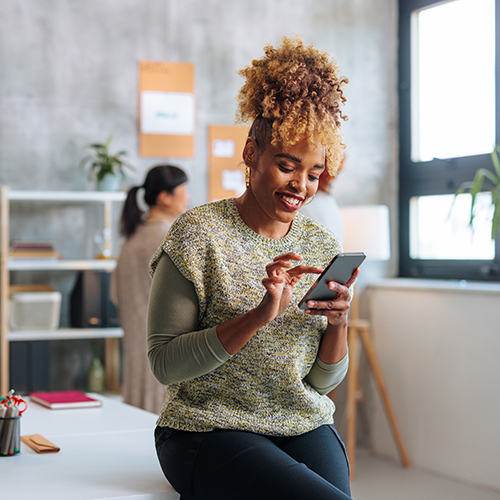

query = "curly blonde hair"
(235, 36), (348, 177)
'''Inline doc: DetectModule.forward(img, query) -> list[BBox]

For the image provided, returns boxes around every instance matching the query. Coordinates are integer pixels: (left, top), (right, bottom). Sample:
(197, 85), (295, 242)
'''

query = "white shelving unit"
(8, 260), (118, 271)
(7, 328), (124, 342)
(0, 186), (126, 394)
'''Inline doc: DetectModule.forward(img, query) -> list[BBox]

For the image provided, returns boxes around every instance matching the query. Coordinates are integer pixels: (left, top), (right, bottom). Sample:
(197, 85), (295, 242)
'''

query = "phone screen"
(298, 252), (366, 310)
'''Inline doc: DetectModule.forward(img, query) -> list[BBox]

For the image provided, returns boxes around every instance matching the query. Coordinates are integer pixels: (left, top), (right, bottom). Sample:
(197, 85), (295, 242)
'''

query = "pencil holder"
(0, 415), (21, 456)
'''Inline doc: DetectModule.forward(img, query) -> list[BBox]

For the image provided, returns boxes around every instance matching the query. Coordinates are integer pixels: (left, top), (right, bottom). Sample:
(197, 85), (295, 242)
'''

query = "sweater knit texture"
(149, 198), (343, 436)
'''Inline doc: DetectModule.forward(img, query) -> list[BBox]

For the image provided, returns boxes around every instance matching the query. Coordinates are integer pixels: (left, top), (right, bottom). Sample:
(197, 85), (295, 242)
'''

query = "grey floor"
(351, 455), (500, 500)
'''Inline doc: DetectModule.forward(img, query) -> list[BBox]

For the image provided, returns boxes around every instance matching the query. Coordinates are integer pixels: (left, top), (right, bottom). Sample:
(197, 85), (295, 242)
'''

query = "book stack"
(9, 241), (62, 261)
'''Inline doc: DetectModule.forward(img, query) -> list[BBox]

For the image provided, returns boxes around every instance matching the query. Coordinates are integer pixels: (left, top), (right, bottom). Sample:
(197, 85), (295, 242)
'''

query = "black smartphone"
(298, 252), (366, 310)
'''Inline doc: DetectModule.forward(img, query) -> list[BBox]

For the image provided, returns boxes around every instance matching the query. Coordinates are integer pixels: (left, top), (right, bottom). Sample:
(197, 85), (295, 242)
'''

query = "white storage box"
(9, 291), (62, 330)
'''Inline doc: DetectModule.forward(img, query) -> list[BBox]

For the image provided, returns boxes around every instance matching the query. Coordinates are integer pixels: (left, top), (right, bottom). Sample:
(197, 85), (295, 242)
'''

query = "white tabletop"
(1, 394), (180, 500)
(21, 393), (157, 436)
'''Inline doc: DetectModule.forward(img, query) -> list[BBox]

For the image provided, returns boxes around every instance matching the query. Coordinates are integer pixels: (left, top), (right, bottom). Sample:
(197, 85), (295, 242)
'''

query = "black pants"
(155, 424), (352, 500)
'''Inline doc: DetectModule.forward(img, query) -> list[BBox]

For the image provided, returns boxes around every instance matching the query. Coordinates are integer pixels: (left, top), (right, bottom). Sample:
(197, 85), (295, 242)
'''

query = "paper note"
(221, 170), (246, 195)
(140, 91), (195, 135)
(213, 139), (235, 158)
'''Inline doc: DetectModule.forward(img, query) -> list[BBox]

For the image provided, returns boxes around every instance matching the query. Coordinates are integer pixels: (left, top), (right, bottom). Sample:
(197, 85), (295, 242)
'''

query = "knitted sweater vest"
(150, 198), (342, 436)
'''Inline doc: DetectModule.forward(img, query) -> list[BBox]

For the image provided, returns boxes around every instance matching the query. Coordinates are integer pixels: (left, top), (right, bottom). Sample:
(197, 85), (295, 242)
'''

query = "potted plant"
(80, 134), (134, 191)
(456, 145), (500, 240)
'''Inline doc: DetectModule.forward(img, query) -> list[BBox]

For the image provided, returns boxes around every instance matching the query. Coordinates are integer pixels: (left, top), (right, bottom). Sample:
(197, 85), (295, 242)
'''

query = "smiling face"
(236, 136), (325, 238)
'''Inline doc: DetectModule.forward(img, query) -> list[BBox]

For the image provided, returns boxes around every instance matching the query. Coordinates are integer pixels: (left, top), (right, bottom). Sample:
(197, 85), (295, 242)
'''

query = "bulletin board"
(138, 61), (195, 158)
(208, 125), (249, 201)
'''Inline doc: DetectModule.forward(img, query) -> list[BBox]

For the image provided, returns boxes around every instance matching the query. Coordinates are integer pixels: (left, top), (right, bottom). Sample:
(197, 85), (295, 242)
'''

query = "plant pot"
(97, 173), (121, 192)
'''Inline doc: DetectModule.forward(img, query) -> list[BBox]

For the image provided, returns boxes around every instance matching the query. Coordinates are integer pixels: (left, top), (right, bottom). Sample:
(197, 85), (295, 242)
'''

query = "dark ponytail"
(120, 186), (143, 238)
(119, 164), (188, 238)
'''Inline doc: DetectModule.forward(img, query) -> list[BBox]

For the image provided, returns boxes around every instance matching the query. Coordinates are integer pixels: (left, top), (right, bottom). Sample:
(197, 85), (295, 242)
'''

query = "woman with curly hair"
(148, 37), (357, 500)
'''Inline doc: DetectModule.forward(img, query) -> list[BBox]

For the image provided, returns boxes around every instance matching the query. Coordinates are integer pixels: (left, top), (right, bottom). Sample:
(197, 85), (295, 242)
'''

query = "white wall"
(366, 279), (500, 492)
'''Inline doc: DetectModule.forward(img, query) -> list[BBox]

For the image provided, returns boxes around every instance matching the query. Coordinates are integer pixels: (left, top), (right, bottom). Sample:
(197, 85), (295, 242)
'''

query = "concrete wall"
(367, 280), (500, 492)
(0, 0), (398, 209)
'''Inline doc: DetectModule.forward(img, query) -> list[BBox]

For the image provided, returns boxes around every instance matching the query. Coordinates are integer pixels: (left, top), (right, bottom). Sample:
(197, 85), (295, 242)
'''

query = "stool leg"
(346, 326), (361, 479)
(359, 327), (410, 467)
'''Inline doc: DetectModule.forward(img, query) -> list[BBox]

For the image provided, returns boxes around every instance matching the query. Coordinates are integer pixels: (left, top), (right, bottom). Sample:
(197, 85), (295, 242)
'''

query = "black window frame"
(398, 0), (500, 281)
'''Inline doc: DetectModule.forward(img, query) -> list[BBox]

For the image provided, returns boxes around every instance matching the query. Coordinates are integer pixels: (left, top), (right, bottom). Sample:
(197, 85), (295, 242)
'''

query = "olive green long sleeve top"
(147, 251), (348, 395)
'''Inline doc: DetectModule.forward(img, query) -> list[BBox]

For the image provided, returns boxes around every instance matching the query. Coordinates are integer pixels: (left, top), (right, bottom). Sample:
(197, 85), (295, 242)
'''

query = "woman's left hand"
(303, 268), (360, 325)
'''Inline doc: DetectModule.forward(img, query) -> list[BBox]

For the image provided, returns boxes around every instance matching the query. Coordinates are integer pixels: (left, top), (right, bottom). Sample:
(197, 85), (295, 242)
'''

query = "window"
(399, 0), (500, 281)
(410, 193), (495, 260)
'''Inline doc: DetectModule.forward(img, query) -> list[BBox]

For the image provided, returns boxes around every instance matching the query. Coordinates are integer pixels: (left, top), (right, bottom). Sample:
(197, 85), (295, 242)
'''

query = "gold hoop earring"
(303, 195), (315, 206)
(245, 167), (250, 188)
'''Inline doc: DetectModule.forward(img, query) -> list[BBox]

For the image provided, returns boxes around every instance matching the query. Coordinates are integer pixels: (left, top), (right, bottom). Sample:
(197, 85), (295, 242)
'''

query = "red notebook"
(30, 391), (102, 409)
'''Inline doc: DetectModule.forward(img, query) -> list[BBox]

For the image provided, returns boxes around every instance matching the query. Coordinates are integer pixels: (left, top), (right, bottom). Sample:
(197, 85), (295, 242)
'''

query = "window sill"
(368, 278), (500, 295)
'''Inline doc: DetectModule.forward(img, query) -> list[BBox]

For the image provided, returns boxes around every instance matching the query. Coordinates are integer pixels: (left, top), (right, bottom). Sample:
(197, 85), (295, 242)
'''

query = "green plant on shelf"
(455, 145), (500, 240)
(80, 134), (135, 183)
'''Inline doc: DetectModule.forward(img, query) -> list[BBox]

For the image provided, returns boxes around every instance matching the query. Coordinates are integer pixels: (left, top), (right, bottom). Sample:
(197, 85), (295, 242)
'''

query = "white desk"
(1, 394), (180, 500)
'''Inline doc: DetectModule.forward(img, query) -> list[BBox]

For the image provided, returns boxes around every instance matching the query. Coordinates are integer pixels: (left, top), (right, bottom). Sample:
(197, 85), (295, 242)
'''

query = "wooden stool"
(344, 288), (410, 478)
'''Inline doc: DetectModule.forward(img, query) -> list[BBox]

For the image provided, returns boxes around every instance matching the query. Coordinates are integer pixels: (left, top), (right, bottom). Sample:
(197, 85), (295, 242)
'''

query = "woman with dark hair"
(148, 37), (357, 499)
(111, 165), (189, 413)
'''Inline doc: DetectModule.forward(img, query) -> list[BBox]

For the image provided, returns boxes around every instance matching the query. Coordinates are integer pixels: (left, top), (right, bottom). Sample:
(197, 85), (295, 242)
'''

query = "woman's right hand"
(216, 252), (321, 355)
(256, 252), (323, 323)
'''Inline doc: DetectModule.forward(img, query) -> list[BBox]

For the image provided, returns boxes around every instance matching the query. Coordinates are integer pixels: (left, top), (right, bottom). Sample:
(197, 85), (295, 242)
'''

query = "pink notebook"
(30, 391), (102, 409)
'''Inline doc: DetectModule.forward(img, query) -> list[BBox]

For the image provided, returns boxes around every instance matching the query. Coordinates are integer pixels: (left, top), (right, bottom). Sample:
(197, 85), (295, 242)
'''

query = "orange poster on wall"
(138, 61), (195, 157)
(208, 125), (249, 202)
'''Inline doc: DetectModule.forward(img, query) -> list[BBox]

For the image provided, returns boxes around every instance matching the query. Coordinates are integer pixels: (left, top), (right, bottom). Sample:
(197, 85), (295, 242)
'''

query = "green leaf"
(103, 134), (114, 150)
(492, 202), (500, 239)
(455, 148), (500, 239)
(474, 167), (498, 186)
(491, 148), (500, 180)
